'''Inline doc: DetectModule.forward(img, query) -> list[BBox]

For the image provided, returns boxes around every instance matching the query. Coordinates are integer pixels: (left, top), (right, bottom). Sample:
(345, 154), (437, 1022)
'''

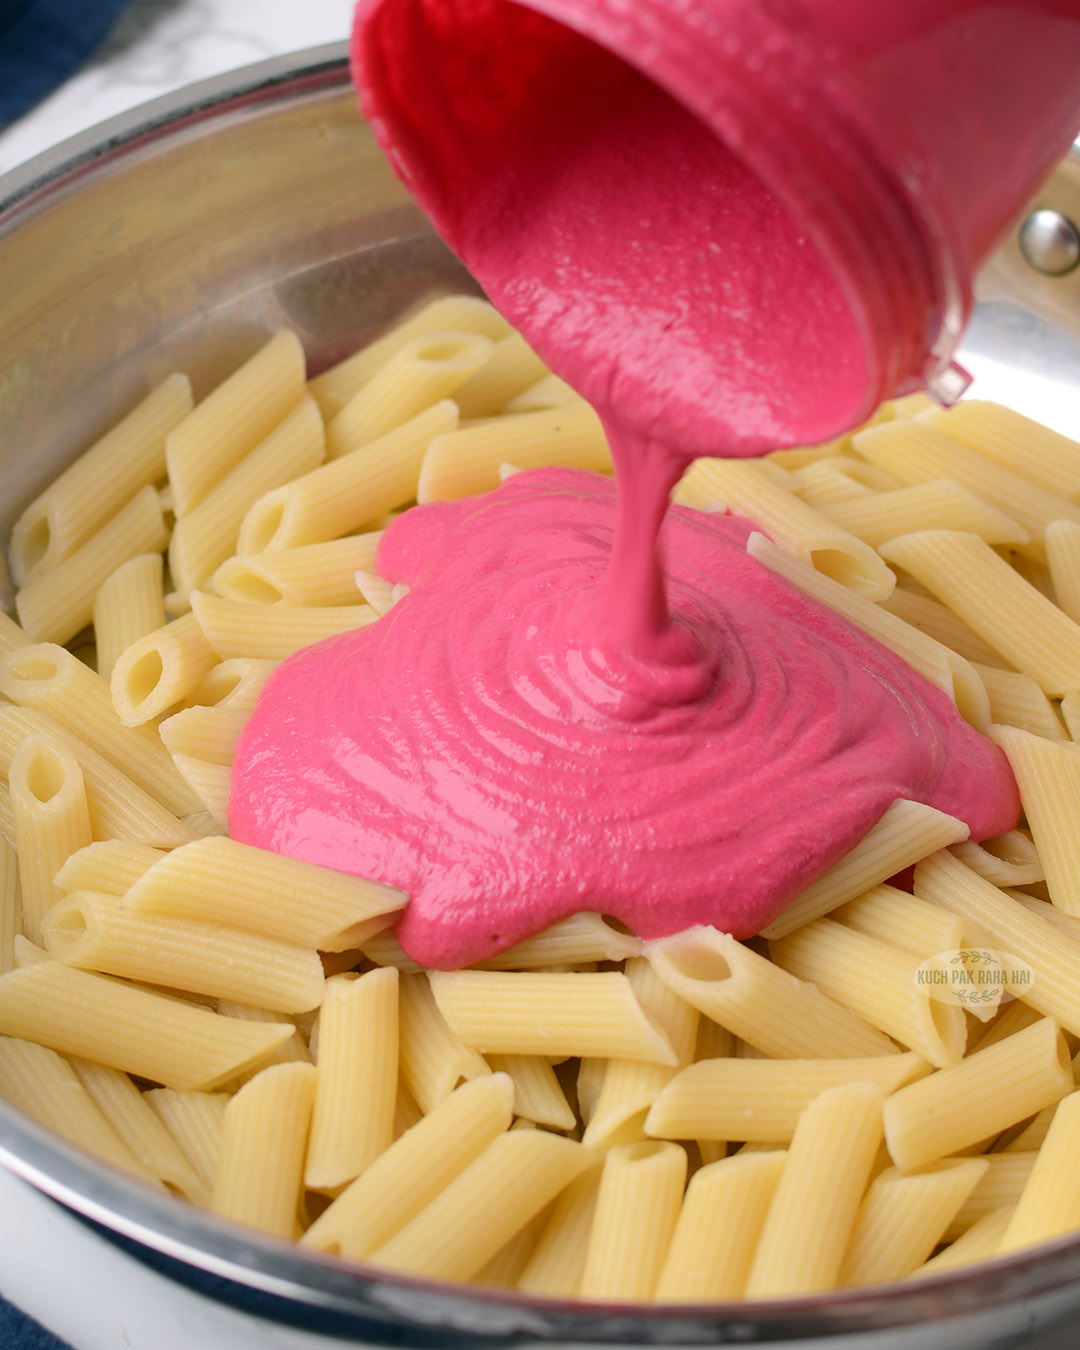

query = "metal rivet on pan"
(1019, 208), (1080, 276)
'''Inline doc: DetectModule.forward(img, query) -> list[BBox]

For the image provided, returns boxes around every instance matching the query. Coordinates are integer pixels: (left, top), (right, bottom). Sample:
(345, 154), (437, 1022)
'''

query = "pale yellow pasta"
(166, 331), (306, 517)
(580, 1141), (687, 1301)
(451, 331), (550, 419)
(815, 480), (1028, 550)
(10, 375), (191, 587)
(485, 1054), (575, 1131)
(417, 401), (611, 502)
(883, 1019), (1072, 1171)
(169, 757), (230, 828)
(881, 586), (1007, 669)
(10, 734), (92, 944)
(0, 612), (32, 660)
(969, 665), (1066, 740)
(308, 295), (511, 420)
(968, 1001), (1044, 1055)
(303, 1073), (513, 1257)
(832, 884), (968, 959)
(304, 968), (397, 1191)
(12, 936), (48, 968)
(941, 1152), (1038, 1241)
(645, 926), (895, 1059)
(211, 1061), (316, 1238)
(145, 1088), (230, 1193)
(914, 850), (1080, 1036)
(787, 458), (879, 507)
(0, 960), (292, 1090)
(210, 535), (382, 607)
(747, 536), (991, 731)
(1009, 892), (1080, 941)
(839, 1158), (989, 1287)
(397, 971), (492, 1114)
(912, 1206), (1017, 1277)
(677, 457), (895, 599)
(239, 402), (458, 553)
(745, 1082), (884, 1297)
(472, 911), (642, 969)
(111, 612), (219, 726)
(919, 400), (1080, 501)
(655, 1151), (787, 1301)
(0, 1036), (156, 1183)
(770, 918), (966, 1067)
(93, 554), (166, 682)
(123, 836), (402, 952)
(54, 842), (164, 897)
(41, 892), (325, 1013)
(354, 570), (396, 616)
(879, 531), (1080, 697)
(853, 417), (1080, 562)
(429, 970), (678, 1064)
(69, 1058), (208, 1203)
(159, 706), (249, 766)
(0, 642), (197, 816)
(369, 1128), (597, 1282)
(475, 1211), (551, 1289)
(189, 590), (376, 662)
(183, 658), (277, 712)
(0, 836), (18, 975)
(15, 486), (168, 645)
(504, 372), (579, 413)
(643, 1052), (927, 1144)
(1004, 1108), (1056, 1154)
(216, 1000), (312, 1070)
(168, 396), (325, 601)
(997, 1091), (1080, 1254)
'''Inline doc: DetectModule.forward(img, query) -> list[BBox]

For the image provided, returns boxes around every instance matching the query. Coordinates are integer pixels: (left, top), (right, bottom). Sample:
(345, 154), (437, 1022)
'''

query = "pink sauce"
(228, 0), (1022, 966)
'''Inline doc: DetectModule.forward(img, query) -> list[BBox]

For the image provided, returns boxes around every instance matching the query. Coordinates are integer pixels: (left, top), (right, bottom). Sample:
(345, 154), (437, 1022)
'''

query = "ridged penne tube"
(518, 1166), (601, 1297)
(883, 1019), (1072, 1171)
(745, 1082), (884, 1297)
(644, 927), (895, 1060)
(217, 1000), (312, 1070)
(168, 396), (325, 599)
(967, 1001), (1044, 1055)
(833, 885), (968, 960)
(1010, 893), (1080, 942)
(839, 1158), (989, 1287)
(475, 1211), (550, 1289)
(166, 331), (306, 517)
(450, 331), (550, 419)
(145, 1088), (230, 1193)
(879, 531), (1080, 697)
(308, 295), (511, 420)
(580, 1142), (687, 1301)
(881, 586), (1006, 668)
(0, 1037), (155, 1183)
(357, 929), (421, 973)
(211, 1062), (316, 1238)
(505, 374), (578, 414)
(93, 554), (165, 681)
(429, 970), (678, 1065)
(655, 1152), (787, 1301)
(971, 665), (1067, 741)
(158, 706), (249, 766)
(10, 734), (92, 944)
(0, 961), (293, 1090)
(1045, 520), (1080, 624)
(69, 1059), (208, 1203)
(210, 534), (382, 607)
(816, 480), (1028, 550)
(583, 957), (698, 1147)
(472, 912), (642, 970)
(0, 837), (18, 974)
(912, 1206), (1016, 1278)
(396, 971), (491, 1113)
(914, 850), (1080, 1036)
(941, 1152), (1038, 1241)
(919, 401), (1080, 501)
(0, 613), (32, 661)
(747, 537), (991, 732)
(770, 919), (966, 1067)
(123, 836), (403, 952)
(15, 486), (169, 645)
(643, 1052), (927, 1143)
(9, 374), (191, 587)
(762, 800), (971, 939)
(189, 591), (376, 662)
(417, 401), (611, 502)
(998, 1091), (1080, 1254)
(989, 725), (1080, 916)
(853, 418), (1080, 562)
(41, 892), (325, 1013)
(0, 643), (197, 816)
(111, 614), (215, 730)
(353, 571), (396, 615)
(170, 757), (229, 828)
(327, 331), (492, 457)
(486, 1054), (576, 1131)
(302, 1074), (514, 1257)
(184, 658), (277, 712)
(304, 969), (398, 1191)
(676, 459), (895, 600)
(0, 707), (196, 848)
(369, 1129), (597, 1282)
(239, 402), (458, 553)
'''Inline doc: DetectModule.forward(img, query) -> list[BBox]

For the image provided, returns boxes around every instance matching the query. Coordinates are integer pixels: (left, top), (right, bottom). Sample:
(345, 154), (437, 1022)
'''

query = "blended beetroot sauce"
(228, 0), (1020, 967)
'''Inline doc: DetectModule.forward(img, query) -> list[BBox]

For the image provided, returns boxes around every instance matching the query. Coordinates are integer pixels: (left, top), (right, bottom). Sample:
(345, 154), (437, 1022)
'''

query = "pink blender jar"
(351, 0), (1080, 456)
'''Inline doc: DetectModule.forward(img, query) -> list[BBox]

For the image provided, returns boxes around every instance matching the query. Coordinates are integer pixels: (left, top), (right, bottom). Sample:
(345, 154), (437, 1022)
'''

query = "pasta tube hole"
(21, 742), (69, 805)
(980, 831), (1039, 868)
(807, 546), (883, 597)
(220, 571), (284, 605)
(243, 500), (286, 554)
(6, 649), (60, 684)
(616, 1140), (673, 1164)
(123, 649), (164, 708)
(42, 900), (89, 954)
(413, 336), (484, 365)
(657, 942), (731, 985)
(14, 512), (50, 577)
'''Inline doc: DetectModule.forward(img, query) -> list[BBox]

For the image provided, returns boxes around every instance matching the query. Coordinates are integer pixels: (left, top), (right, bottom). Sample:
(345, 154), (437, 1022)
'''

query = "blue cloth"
(0, 0), (132, 127)
(0, 1299), (71, 1349)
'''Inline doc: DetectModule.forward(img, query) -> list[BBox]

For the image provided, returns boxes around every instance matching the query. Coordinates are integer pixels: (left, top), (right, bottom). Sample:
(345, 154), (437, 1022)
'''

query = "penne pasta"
(110, 612), (218, 727)
(189, 590), (376, 662)
(93, 554), (166, 682)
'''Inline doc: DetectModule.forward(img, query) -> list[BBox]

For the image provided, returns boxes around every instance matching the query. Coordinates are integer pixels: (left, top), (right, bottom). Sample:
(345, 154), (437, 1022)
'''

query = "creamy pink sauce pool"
(228, 3), (1020, 967)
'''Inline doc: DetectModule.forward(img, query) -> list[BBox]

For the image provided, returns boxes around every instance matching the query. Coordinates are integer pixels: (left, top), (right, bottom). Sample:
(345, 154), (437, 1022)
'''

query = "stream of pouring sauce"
(228, 9), (1020, 968)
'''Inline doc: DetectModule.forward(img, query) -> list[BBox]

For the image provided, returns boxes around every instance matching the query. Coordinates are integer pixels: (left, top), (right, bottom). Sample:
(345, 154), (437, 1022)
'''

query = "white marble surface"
(0, 0), (354, 176)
